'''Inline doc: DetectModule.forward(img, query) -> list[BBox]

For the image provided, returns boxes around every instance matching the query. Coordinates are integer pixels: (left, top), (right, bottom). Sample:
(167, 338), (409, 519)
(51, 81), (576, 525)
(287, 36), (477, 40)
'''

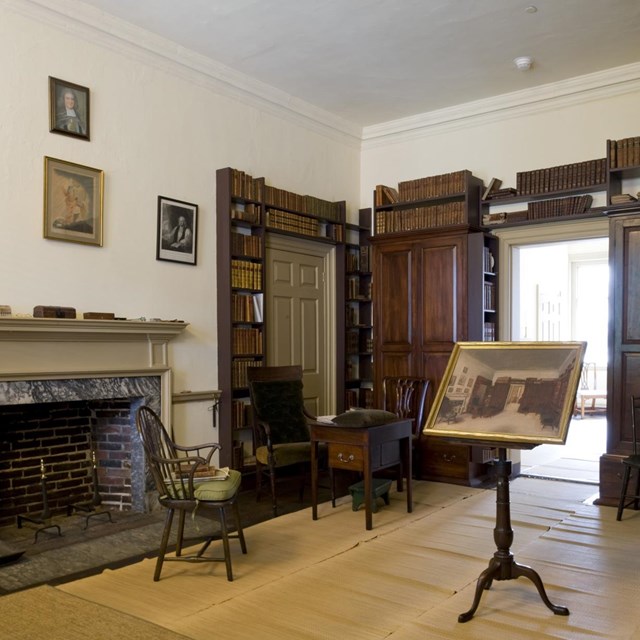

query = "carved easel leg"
(458, 448), (570, 623)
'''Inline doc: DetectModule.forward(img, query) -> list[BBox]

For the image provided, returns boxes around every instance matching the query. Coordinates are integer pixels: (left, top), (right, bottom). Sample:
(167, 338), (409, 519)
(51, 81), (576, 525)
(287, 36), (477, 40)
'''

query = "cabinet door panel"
(420, 242), (464, 343)
(623, 227), (640, 342)
(376, 247), (412, 346)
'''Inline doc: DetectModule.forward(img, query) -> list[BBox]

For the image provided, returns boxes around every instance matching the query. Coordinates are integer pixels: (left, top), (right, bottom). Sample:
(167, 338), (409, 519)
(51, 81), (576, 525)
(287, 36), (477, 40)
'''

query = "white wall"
(360, 88), (640, 207)
(0, 4), (360, 444)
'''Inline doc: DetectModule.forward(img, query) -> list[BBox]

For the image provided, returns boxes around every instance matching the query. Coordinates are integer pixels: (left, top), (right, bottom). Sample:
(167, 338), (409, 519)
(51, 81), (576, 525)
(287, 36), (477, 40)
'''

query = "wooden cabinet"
(344, 209), (373, 410)
(599, 209), (640, 505)
(370, 225), (496, 485)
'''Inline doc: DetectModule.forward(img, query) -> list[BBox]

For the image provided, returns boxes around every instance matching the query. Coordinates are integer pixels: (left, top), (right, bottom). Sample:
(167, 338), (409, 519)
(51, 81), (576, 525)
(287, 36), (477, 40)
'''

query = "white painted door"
(266, 235), (333, 416)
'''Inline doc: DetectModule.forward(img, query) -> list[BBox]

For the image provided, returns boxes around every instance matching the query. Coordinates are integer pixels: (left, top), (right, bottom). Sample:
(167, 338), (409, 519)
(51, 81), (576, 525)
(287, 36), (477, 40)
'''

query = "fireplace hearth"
(0, 317), (188, 528)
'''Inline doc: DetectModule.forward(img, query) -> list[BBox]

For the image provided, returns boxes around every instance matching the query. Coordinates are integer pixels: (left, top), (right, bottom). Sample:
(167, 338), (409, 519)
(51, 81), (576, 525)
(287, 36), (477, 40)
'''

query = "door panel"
(421, 243), (458, 343)
(267, 245), (325, 415)
(376, 247), (412, 346)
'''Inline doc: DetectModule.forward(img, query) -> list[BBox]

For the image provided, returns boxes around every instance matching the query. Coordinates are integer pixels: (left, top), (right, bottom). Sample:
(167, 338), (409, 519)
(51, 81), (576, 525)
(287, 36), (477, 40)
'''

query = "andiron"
(458, 447), (570, 623)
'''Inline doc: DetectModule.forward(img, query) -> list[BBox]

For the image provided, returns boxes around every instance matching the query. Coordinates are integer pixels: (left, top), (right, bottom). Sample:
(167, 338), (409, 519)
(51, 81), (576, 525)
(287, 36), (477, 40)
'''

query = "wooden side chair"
(382, 376), (430, 476)
(135, 406), (247, 581)
(247, 365), (317, 517)
(616, 395), (640, 521)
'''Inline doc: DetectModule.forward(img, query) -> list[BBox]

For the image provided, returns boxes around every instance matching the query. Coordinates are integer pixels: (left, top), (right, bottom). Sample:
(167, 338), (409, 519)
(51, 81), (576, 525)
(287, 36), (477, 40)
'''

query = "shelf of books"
(468, 232), (499, 342)
(373, 170), (483, 235)
(217, 167), (266, 470)
(480, 136), (640, 226)
(218, 167), (350, 468)
(607, 137), (640, 209)
(344, 209), (374, 409)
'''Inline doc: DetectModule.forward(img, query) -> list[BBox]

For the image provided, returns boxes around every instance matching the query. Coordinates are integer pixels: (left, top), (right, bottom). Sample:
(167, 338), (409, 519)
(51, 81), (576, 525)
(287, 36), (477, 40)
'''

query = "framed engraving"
(157, 196), (198, 265)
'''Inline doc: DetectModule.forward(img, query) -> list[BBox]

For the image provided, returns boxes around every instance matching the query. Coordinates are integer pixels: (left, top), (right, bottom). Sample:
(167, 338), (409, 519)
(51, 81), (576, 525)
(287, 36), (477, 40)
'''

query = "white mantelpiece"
(0, 317), (188, 422)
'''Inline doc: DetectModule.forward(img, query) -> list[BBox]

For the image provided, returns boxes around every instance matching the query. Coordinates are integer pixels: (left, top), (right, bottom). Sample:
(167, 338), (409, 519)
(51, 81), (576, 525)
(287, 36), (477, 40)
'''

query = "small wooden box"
(33, 305), (76, 319)
(83, 312), (115, 320)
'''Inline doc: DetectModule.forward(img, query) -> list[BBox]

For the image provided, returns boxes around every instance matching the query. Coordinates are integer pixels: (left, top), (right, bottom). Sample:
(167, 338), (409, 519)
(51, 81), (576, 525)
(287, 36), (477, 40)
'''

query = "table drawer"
(328, 443), (364, 471)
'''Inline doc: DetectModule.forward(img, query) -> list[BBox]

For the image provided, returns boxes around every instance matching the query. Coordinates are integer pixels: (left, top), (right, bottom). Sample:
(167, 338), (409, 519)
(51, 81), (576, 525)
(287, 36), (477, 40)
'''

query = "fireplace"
(0, 317), (187, 527)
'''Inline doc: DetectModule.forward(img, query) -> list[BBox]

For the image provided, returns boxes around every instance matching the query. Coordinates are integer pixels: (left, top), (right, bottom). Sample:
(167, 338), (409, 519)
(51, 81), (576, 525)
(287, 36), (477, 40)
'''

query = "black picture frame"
(156, 196), (198, 265)
(49, 77), (90, 140)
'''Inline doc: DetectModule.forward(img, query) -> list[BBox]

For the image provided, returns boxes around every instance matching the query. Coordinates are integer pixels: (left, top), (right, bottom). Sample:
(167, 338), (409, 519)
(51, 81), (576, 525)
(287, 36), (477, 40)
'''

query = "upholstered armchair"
(247, 365), (317, 517)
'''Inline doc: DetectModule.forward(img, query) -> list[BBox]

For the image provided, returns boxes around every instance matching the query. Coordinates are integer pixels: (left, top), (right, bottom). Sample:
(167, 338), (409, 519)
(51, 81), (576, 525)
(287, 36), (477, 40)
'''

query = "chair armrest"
(173, 442), (221, 465)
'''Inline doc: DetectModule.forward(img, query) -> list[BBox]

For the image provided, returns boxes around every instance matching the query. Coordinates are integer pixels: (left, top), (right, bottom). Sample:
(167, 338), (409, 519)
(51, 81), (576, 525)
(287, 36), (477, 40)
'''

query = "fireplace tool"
(67, 451), (113, 529)
(16, 459), (62, 543)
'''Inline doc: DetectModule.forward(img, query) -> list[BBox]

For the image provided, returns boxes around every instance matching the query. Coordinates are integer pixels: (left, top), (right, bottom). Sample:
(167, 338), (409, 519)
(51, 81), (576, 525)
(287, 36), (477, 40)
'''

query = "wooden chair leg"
(175, 509), (186, 556)
(155, 508), (175, 581)
(232, 500), (248, 554)
(268, 462), (278, 517)
(218, 506), (233, 581)
(256, 461), (264, 501)
(634, 470), (640, 511)
(617, 465), (632, 521)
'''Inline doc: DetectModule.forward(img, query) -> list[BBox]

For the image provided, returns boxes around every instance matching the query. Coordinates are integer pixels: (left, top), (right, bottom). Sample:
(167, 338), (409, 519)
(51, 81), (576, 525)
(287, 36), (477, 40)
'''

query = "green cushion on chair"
(193, 469), (242, 501)
(255, 442), (311, 467)
(332, 409), (398, 428)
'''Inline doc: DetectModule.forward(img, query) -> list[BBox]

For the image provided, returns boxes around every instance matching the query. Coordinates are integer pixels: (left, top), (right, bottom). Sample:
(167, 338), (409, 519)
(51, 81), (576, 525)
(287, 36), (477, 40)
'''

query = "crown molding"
(362, 62), (640, 148)
(10, 0), (362, 146)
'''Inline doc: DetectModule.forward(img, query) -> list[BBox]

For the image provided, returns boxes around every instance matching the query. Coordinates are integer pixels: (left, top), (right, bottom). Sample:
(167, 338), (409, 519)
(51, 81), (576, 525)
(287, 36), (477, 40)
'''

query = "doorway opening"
(511, 237), (608, 484)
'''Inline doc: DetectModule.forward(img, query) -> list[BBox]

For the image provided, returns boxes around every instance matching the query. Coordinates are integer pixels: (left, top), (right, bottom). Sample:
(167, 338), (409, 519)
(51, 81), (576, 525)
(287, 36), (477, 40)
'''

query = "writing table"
(309, 419), (412, 530)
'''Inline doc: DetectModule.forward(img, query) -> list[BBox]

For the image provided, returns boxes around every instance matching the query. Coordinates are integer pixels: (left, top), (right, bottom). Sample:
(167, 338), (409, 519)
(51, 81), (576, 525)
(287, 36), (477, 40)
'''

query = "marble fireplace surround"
(0, 317), (188, 511)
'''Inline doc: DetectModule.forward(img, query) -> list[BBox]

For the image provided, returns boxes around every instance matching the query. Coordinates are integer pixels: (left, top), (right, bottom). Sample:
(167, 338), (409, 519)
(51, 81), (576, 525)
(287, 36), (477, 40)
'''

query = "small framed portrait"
(157, 196), (198, 265)
(44, 156), (104, 246)
(424, 341), (586, 447)
(49, 77), (90, 140)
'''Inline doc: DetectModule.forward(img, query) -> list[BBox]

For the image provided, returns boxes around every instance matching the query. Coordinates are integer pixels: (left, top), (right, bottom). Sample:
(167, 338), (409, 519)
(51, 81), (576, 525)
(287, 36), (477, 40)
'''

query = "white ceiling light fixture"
(514, 56), (534, 71)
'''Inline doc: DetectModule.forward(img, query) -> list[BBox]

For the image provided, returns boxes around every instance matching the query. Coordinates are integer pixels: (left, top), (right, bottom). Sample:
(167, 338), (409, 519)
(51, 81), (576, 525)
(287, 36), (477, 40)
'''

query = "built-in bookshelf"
(373, 170), (483, 235)
(469, 234), (499, 342)
(481, 137), (640, 227)
(217, 167), (348, 470)
(344, 209), (373, 410)
(607, 137), (640, 208)
(217, 168), (266, 470)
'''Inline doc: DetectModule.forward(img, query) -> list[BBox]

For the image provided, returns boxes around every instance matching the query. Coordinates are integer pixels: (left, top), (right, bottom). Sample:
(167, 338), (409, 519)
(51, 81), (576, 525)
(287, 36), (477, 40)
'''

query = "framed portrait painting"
(424, 341), (586, 447)
(49, 77), (90, 140)
(43, 157), (104, 246)
(157, 196), (198, 265)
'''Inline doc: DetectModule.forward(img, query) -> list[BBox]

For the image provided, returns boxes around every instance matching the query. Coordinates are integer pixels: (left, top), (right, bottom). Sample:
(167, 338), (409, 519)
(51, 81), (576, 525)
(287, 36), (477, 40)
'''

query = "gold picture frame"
(424, 341), (586, 446)
(43, 157), (104, 246)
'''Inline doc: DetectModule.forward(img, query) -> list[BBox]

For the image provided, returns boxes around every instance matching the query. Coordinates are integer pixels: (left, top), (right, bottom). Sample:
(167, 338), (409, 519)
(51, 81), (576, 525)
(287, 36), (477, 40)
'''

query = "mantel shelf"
(0, 317), (189, 342)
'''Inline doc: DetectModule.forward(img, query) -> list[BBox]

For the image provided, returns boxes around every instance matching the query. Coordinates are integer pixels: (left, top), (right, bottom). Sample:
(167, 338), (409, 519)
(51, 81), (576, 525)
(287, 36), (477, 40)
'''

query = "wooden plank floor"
(58, 477), (639, 639)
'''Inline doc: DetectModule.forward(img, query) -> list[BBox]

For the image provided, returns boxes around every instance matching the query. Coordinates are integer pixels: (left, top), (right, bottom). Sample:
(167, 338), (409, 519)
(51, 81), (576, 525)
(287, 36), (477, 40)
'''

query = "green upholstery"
(332, 409), (398, 428)
(194, 469), (242, 501)
(250, 379), (310, 444)
(255, 442), (312, 467)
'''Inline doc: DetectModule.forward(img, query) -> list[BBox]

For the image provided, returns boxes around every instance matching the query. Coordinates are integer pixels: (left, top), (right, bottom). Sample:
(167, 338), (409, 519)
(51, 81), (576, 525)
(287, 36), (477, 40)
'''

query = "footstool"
(348, 478), (393, 513)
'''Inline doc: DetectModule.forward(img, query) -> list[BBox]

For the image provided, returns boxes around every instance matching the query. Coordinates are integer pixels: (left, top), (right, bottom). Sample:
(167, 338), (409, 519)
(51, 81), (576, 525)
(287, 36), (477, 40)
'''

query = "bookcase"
(217, 168), (266, 470)
(344, 209), (373, 410)
(607, 136), (640, 208)
(217, 167), (347, 470)
(481, 135), (640, 227)
(374, 169), (483, 234)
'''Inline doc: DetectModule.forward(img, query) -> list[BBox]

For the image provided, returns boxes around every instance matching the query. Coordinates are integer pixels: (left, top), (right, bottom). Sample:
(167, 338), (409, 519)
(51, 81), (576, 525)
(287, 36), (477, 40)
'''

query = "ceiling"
(67, 0), (640, 127)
